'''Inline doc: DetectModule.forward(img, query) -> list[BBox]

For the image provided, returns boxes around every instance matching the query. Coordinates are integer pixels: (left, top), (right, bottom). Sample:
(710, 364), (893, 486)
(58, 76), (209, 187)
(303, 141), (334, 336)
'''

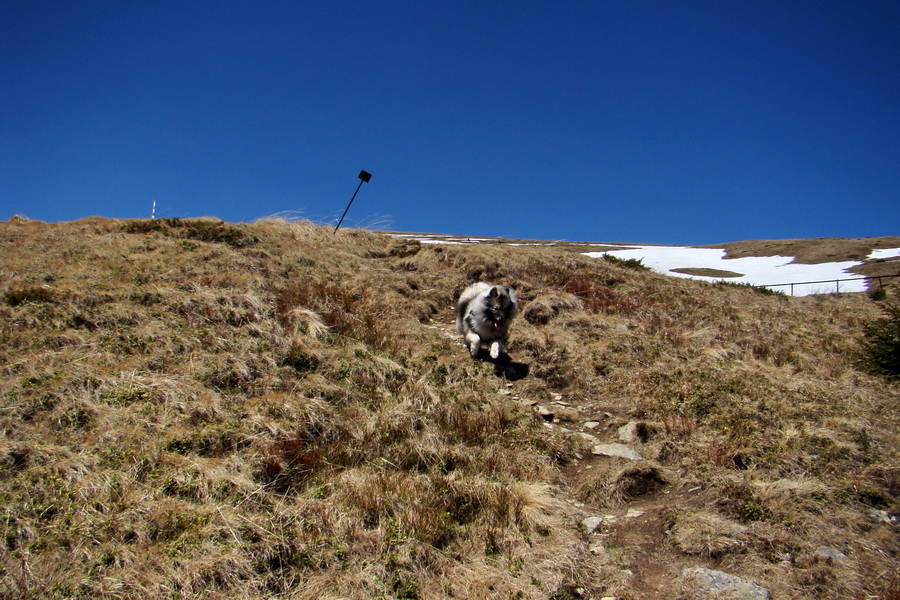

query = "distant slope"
(715, 236), (900, 280)
(392, 230), (900, 294)
(713, 236), (900, 262)
(389, 230), (900, 265)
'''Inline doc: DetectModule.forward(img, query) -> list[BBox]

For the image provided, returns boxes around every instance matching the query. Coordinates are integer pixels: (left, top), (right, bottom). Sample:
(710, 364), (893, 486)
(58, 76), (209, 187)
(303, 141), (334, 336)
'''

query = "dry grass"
(714, 236), (900, 264)
(1, 217), (898, 599)
(670, 510), (749, 557)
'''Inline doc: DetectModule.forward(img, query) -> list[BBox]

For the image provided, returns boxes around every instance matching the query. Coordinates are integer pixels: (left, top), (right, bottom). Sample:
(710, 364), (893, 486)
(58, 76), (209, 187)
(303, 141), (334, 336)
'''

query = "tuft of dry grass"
(670, 510), (749, 556)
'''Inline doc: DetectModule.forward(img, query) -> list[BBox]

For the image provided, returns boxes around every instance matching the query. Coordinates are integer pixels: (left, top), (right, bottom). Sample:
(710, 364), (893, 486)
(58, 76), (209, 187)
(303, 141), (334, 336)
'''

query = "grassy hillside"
(1, 217), (897, 600)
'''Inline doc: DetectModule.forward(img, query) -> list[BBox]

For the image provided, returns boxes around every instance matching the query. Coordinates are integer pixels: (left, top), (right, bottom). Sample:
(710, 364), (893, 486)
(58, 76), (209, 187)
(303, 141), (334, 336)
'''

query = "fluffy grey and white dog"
(456, 282), (518, 359)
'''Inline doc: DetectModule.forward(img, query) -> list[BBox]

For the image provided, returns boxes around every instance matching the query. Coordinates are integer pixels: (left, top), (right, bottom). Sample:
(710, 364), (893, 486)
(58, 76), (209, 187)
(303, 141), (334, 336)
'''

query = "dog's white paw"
(465, 333), (481, 357)
(490, 342), (501, 360)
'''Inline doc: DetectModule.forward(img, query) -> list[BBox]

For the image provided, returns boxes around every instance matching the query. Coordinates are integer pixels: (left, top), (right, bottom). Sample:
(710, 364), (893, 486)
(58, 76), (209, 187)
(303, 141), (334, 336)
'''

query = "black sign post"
(334, 170), (372, 233)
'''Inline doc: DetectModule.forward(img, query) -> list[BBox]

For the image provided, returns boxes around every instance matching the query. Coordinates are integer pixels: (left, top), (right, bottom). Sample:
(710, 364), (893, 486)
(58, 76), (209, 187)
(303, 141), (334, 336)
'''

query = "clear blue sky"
(2, 1), (897, 244)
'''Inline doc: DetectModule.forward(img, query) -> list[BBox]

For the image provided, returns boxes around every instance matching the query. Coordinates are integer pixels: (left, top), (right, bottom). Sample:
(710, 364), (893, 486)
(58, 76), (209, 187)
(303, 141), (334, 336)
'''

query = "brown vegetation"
(1, 217), (897, 599)
(713, 236), (900, 283)
(714, 236), (900, 264)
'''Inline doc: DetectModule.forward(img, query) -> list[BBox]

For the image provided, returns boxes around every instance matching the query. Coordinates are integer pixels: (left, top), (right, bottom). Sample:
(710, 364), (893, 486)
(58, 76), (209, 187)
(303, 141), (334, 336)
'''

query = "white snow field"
(389, 233), (495, 245)
(869, 248), (900, 260)
(584, 245), (899, 296)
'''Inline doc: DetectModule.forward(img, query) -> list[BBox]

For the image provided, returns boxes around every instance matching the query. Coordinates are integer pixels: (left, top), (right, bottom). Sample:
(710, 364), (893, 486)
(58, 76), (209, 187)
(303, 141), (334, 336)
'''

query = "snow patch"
(583, 245), (868, 296)
(869, 248), (900, 260)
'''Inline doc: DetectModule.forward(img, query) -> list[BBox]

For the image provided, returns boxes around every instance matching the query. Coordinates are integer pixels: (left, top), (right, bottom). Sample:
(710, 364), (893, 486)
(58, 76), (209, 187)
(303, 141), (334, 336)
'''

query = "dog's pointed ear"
(488, 286), (499, 298)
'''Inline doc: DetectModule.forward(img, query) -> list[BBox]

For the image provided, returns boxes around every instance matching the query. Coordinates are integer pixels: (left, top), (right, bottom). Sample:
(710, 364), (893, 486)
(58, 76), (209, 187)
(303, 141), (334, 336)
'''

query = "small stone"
(537, 405), (555, 422)
(814, 546), (848, 561)
(869, 509), (898, 524)
(617, 422), (638, 442)
(592, 443), (644, 461)
(681, 567), (770, 600)
(584, 421), (600, 430)
(625, 509), (644, 519)
(582, 516), (603, 533)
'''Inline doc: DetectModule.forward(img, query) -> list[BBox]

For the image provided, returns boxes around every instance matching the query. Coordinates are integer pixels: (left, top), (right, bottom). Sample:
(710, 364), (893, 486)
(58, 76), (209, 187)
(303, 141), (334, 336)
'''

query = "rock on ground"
(680, 567), (770, 600)
(581, 516), (603, 533)
(592, 443), (643, 461)
(814, 546), (848, 561)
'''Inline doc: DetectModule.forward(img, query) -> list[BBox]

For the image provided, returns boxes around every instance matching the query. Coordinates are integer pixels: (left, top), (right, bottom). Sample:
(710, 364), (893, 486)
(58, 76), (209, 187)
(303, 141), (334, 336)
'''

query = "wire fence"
(762, 273), (900, 296)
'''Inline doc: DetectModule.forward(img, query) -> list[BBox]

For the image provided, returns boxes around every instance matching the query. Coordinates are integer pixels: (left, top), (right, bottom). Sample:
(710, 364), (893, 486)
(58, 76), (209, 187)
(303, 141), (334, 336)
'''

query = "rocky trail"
(528, 387), (772, 599)
(430, 318), (779, 599)
(544, 395), (781, 599)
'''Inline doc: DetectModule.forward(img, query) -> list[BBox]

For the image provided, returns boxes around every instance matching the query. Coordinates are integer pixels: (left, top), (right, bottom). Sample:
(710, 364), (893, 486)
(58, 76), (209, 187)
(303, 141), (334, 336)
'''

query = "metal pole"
(334, 180), (363, 233)
(334, 170), (372, 234)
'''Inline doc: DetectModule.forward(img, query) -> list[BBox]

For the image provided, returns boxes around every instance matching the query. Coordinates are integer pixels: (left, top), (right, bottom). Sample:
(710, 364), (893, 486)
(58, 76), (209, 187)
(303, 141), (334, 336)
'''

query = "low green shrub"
(601, 253), (648, 271)
(856, 301), (900, 381)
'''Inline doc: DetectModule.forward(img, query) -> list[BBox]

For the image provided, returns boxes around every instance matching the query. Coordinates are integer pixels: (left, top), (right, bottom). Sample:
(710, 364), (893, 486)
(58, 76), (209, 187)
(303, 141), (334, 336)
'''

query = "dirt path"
(433, 319), (772, 599)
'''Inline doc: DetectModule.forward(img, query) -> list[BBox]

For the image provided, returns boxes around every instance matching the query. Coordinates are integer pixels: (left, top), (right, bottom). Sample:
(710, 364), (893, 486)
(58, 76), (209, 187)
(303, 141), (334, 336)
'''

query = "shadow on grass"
(471, 350), (530, 381)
